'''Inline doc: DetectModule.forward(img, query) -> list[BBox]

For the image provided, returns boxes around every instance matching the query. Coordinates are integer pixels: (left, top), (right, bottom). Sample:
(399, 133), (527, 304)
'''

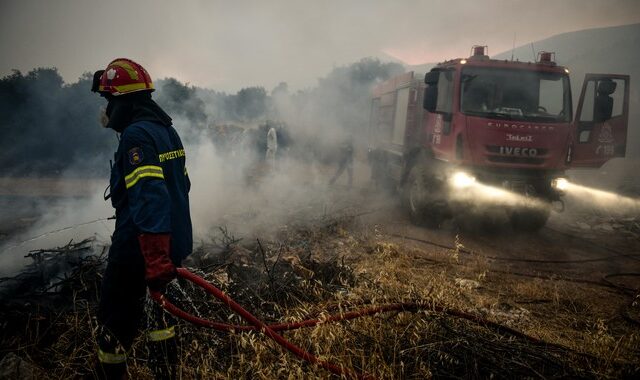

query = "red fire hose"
(151, 268), (373, 379)
(150, 268), (562, 379)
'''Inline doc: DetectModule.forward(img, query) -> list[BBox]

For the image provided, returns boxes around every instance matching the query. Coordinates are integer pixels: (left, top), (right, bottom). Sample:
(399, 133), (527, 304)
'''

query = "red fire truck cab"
(368, 46), (630, 230)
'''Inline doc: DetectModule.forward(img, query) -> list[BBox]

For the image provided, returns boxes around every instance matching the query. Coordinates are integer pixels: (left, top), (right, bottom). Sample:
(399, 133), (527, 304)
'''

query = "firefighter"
(329, 135), (354, 188)
(91, 58), (192, 379)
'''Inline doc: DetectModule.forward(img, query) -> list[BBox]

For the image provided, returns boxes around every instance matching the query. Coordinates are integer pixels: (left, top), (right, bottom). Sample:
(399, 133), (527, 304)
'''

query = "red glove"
(138, 233), (176, 290)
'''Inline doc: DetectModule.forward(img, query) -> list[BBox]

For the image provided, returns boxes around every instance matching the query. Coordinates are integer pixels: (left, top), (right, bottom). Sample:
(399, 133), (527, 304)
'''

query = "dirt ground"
(0, 172), (639, 378)
(358, 195), (640, 358)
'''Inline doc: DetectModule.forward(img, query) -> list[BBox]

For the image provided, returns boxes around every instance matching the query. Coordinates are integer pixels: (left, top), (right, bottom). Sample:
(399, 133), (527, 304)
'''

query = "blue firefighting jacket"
(109, 120), (192, 263)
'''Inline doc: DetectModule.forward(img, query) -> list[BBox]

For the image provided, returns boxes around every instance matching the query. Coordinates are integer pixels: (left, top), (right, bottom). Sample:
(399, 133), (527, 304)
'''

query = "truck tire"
(404, 164), (448, 228)
(453, 208), (508, 234)
(509, 207), (550, 232)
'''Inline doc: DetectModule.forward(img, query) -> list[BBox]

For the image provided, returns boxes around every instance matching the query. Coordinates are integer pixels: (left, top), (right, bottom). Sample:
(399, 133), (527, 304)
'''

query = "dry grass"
(1, 218), (639, 379)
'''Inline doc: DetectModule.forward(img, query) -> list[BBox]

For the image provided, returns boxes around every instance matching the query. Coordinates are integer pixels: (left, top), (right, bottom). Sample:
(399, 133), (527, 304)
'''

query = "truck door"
(571, 74), (630, 168)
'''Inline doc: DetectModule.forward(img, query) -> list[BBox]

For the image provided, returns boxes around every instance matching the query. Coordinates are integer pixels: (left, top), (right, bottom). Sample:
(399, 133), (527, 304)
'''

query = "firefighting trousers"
(329, 156), (353, 187)
(96, 234), (179, 379)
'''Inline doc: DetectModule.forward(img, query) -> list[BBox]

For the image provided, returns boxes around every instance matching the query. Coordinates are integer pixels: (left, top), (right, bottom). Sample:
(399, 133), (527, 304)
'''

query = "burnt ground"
(0, 174), (639, 379)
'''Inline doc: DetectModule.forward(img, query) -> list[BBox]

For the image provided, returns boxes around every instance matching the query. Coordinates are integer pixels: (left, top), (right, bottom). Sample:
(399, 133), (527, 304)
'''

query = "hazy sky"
(1, 0), (639, 92)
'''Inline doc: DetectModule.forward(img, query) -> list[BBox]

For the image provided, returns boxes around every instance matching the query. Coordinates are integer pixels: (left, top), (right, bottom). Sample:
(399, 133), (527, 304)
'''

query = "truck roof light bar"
(537, 51), (556, 65)
(469, 45), (489, 61)
(472, 45), (487, 56)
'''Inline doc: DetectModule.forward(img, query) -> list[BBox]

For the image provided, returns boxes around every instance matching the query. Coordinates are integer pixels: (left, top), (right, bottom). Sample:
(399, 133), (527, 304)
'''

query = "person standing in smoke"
(329, 135), (354, 188)
(91, 58), (192, 379)
(266, 126), (278, 168)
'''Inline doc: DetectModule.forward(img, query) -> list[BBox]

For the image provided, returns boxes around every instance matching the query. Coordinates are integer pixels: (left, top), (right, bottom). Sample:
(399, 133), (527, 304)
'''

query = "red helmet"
(95, 58), (154, 96)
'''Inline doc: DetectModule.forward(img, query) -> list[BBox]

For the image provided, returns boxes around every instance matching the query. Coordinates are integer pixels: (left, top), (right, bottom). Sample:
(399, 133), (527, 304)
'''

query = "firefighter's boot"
(95, 329), (127, 380)
(147, 326), (178, 380)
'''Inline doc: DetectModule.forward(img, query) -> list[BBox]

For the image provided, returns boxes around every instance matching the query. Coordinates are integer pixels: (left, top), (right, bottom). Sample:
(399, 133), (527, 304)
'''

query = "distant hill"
(493, 23), (640, 77)
(407, 23), (639, 89)
(493, 23), (640, 99)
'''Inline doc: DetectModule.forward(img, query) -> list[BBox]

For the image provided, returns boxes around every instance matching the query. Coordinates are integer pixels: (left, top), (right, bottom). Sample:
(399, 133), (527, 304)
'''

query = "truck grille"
(485, 145), (548, 165)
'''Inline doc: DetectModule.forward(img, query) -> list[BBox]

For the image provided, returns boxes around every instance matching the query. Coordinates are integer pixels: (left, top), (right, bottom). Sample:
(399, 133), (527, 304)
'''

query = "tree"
(154, 78), (207, 126)
(0, 68), (107, 176)
(235, 86), (268, 121)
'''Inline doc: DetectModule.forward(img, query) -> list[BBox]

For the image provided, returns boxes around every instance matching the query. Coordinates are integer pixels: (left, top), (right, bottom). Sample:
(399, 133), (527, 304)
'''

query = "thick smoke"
(0, 58), (403, 277)
(167, 57), (404, 238)
(0, 69), (110, 177)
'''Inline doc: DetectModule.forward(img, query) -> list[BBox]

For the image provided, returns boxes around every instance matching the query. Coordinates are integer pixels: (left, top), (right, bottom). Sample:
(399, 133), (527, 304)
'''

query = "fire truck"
(368, 46), (630, 230)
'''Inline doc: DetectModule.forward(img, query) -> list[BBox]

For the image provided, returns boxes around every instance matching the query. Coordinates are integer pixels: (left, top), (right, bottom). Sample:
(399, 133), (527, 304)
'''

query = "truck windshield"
(460, 67), (571, 123)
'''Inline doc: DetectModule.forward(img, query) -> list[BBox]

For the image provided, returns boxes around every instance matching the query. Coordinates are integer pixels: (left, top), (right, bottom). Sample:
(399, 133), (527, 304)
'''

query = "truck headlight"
(551, 177), (569, 191)
(451, 172), (476, 189)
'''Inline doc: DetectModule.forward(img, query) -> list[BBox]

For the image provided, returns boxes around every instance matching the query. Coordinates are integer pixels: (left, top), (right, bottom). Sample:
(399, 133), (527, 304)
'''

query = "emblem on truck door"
(595, 123), (615, 156)
(597, 124), (614, 144)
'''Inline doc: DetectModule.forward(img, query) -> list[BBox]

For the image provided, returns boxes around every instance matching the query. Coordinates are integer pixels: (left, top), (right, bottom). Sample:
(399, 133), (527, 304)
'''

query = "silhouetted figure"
(329, 136), (354, 188)
(266, 126), (278, 167)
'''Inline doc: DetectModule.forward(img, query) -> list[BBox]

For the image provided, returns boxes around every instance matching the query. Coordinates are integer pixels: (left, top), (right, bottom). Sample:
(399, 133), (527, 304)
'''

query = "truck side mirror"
(423, 71), (440, 112)
(424, 71), (439, 85)
(423, 86), (437, 112)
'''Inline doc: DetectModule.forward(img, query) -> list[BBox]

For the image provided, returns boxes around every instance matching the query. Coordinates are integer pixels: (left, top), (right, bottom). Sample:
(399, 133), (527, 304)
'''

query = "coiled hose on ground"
(151, 268), (596, 379)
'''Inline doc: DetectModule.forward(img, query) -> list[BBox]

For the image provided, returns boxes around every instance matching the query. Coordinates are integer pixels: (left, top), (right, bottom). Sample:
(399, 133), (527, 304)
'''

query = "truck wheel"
(404, 165), (448, 228)
(453, 207), (508, 234)
(509, 207), (550, 232)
